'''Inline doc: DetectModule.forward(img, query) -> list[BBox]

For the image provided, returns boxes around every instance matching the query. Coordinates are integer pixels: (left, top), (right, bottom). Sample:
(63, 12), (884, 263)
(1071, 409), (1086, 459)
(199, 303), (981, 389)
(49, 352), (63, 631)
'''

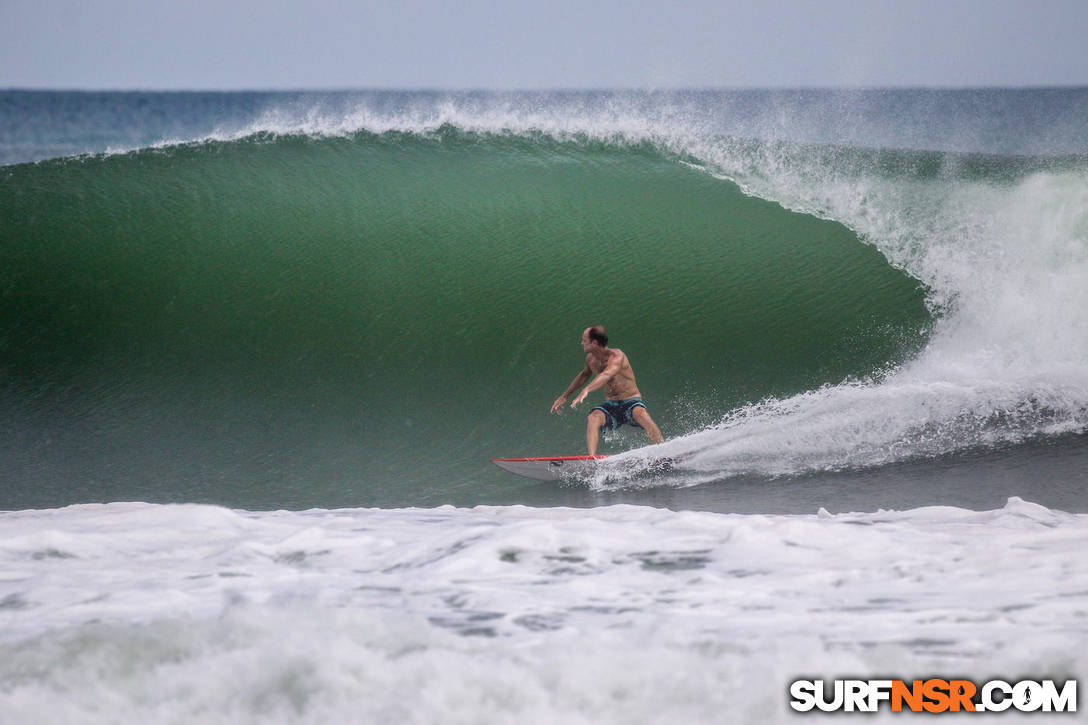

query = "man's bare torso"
(586, 348), (642, 401)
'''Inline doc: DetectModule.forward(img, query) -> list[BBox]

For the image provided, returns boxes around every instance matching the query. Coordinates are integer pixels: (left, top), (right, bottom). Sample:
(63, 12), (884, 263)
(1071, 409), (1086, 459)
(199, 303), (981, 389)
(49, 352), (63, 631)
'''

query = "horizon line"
(3, 84), (1087, 94)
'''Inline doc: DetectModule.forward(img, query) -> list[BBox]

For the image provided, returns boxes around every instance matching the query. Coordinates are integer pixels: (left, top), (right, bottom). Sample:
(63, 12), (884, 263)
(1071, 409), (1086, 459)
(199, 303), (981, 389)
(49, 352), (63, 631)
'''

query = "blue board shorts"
(591, 398), (647, 432)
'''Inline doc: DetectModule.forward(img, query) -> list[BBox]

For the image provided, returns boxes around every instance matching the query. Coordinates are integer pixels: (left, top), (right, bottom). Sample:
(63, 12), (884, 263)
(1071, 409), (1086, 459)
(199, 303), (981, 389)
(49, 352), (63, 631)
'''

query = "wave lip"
(9, 88), (1088, 166)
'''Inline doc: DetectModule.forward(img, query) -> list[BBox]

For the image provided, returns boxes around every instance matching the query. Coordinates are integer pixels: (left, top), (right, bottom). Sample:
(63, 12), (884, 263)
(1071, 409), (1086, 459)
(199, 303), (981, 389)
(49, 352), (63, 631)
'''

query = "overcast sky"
(3, 0), (1086, 90)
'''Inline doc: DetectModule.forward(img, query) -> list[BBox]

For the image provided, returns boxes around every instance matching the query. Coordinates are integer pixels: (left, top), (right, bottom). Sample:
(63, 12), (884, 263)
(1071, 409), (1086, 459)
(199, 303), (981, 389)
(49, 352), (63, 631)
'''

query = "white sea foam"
(0, 500), (1084, 722)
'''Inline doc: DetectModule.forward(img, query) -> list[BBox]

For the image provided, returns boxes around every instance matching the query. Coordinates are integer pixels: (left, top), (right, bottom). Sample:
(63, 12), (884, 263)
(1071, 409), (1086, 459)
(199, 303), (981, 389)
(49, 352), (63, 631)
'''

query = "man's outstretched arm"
(551, 366), (592, 413)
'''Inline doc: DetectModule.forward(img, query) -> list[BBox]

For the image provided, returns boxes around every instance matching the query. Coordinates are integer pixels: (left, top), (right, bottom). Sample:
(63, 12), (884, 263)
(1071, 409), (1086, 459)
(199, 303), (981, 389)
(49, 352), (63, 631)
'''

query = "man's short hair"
(588, 325), (608, 347)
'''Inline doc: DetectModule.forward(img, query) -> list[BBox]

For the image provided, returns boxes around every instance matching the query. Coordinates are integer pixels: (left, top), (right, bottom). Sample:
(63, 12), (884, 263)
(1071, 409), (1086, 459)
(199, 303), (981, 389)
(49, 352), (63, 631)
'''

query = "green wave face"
(0, 131), (930, 508)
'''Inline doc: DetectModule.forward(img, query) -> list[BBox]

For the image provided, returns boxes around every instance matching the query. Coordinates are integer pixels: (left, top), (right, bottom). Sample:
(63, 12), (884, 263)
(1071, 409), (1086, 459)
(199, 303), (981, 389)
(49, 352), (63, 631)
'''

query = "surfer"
(550, 326), (665, 456)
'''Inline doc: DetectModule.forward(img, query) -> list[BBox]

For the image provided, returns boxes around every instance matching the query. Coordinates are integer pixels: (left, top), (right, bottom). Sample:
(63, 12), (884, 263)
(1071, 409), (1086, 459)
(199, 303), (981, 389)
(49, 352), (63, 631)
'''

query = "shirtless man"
(550, 325), (664, 456)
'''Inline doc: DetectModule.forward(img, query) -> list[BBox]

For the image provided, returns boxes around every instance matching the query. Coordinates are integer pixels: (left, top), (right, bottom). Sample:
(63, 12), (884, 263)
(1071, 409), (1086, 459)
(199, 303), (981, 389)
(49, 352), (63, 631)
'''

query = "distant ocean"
(1, 89), (1086, 722)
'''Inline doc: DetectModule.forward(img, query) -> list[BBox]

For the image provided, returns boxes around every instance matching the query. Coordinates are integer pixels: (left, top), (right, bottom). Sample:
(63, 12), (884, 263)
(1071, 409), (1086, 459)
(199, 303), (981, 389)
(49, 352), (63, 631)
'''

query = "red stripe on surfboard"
(490, 455), (609, 462)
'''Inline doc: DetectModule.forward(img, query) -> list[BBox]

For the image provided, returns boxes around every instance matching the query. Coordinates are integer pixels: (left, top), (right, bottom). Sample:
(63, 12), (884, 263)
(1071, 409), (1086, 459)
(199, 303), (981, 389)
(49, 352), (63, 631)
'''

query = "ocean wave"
(2, 100), (1086, 500)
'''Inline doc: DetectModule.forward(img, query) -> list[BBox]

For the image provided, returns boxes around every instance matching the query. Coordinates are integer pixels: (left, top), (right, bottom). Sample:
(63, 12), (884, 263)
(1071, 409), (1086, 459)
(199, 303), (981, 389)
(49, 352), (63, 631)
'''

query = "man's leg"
(586, 410), (606, 456)
(632, 406), (664, 445)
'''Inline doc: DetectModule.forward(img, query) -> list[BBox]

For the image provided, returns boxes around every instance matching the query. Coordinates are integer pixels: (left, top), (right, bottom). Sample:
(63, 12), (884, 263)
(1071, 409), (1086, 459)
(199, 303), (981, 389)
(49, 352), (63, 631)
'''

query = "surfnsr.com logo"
(789, 679), (1077, 713)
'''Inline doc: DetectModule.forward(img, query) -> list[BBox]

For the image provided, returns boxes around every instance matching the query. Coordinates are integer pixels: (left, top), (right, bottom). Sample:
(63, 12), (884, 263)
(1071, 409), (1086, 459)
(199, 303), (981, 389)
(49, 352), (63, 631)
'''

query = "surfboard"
(490, 455), (608, 481)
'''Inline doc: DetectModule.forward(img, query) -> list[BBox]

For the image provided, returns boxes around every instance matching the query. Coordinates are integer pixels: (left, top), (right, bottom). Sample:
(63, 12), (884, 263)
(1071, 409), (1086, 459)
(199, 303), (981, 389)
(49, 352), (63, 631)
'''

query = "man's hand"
(570, 389), (589, 408)
(550, 396), (567, 414)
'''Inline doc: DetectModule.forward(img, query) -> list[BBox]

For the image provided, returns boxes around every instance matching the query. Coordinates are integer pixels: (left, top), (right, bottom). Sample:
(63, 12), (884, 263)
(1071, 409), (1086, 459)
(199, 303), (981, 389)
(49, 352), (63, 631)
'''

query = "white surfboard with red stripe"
(490, 455), (608, 480)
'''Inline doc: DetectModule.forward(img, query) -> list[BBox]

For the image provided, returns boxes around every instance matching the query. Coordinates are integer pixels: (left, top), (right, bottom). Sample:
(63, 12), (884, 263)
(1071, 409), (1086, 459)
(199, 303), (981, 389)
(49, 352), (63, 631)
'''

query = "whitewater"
(2, 499), (1085, 723)
(2, 89), (1086, 722)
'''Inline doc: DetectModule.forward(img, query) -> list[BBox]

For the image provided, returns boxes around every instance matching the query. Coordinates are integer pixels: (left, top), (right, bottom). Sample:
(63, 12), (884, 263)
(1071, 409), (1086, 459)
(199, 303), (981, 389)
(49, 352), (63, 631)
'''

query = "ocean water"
(1, 89), (1086, 722)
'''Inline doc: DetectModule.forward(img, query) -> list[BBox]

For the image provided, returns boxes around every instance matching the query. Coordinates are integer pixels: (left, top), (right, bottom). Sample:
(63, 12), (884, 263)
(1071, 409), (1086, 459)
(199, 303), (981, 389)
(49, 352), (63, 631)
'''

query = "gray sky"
(3, 0), (1086, 90)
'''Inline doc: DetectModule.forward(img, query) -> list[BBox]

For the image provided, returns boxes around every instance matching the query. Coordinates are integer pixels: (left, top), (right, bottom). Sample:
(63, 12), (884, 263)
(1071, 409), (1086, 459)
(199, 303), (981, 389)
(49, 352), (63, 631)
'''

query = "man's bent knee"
(588, 410), (606, 425)
(632, 407), (664, 442)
